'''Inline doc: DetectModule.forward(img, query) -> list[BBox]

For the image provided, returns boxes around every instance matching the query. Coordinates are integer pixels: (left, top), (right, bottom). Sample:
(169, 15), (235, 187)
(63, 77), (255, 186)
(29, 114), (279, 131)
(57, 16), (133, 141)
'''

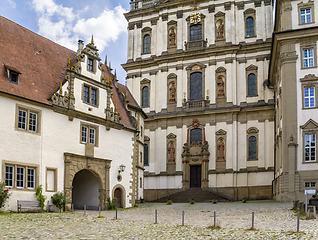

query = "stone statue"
(168, 142), (175, 162)
(169, 82), (176, 103)
(202, 141), (209, 154)
(182, 143), (189, 154)
(217, 76), (225, 97)
(217, 139), (225, 161)
(216, 19), (224, 39)
(169, 28), (176, 46)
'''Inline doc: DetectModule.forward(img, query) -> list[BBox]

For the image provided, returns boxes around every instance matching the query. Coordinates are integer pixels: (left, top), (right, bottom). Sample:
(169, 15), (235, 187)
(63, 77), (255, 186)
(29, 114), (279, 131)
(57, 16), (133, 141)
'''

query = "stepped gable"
(0, 16), (76, 105)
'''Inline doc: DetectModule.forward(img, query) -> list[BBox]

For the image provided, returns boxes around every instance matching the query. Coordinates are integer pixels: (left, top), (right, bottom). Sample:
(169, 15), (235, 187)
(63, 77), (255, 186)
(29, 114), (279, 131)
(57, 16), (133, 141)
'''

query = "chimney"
(77, 40), (84, 56)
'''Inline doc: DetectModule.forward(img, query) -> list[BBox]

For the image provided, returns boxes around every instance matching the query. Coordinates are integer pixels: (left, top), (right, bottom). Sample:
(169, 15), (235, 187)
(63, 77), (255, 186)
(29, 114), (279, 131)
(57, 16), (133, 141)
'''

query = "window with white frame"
(300, 9), (312, 24)
(4, 164), (37, 190)
(305, 133), (316, 162)
(81, 124), (98, 146)
(304, 87), (315, 108)
(16, 106), (40, 134)
(16, 167), (25, 188)
(305, 182), (316, 188)
(5, 166), (14, 187)
(303, 49), (314, 68)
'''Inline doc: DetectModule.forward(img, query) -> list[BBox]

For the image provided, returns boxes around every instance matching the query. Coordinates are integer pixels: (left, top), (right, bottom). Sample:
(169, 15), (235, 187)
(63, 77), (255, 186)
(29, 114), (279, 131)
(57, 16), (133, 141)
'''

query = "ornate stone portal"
(64, 153), (111, 210)
(182, 119), (210, 189)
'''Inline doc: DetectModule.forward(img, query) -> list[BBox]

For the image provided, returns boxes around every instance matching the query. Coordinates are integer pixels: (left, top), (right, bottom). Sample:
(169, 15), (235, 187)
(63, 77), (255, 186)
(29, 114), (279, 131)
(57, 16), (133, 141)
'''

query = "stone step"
(152, 188), (230, 203)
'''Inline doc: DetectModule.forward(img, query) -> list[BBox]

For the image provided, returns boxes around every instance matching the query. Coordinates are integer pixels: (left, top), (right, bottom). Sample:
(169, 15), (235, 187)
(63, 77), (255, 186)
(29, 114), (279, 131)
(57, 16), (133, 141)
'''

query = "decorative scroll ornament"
(190, 12), (201, 24)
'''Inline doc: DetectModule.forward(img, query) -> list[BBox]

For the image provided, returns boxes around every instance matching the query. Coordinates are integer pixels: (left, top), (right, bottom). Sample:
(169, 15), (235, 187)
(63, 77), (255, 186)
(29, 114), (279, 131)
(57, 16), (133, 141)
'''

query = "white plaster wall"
(0, 95), (135, 210)
(295, 41), (318, 171)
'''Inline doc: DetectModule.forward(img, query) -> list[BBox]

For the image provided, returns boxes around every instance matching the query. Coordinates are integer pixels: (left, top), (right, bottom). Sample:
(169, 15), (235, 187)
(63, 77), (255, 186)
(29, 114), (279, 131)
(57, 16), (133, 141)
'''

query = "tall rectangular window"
(300, 9), (312, 24)
(18, 109), (27, 130)
(5, 166), (14, 187)
(305, 134), (316, 162)
(83, 85), (98, 106)
(29, 112), (37, 132)
(304, 87), (315, 108)
(88, 58), (94, 72)
(27, 168), (35, 189)
(303, 49), (314, 68)
(89, 128), (95, 144)
(83, 86), (89, 103)
(82, 126), (88, 143)
(144, 144), (149, 166)
(91, 88), (97, 105)
(16, 167), (25, 188)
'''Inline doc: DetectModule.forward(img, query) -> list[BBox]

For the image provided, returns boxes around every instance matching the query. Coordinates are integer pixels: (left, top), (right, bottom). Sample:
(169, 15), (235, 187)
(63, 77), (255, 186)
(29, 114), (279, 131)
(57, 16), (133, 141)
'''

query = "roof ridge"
(0, 15), (76, 54)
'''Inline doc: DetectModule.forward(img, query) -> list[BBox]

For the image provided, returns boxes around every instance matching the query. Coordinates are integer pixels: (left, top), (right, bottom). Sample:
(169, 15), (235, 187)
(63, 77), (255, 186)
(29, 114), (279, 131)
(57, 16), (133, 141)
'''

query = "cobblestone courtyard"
(1, 201), (318, 239)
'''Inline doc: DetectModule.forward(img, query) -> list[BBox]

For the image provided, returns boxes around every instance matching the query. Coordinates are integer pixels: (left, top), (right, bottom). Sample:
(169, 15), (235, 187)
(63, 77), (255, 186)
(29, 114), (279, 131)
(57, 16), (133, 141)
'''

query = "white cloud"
(32, 0), (127, 52)
(5, 0), (16, 8)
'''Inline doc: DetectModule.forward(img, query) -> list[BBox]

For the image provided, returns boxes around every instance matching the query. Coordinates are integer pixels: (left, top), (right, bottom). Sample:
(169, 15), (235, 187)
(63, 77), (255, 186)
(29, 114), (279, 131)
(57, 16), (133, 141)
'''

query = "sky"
(0, 0), (130, 84)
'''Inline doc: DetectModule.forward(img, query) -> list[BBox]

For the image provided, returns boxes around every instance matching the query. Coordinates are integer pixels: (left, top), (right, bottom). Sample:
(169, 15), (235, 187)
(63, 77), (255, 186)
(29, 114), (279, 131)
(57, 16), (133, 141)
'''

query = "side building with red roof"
(0, 16), (146, 211)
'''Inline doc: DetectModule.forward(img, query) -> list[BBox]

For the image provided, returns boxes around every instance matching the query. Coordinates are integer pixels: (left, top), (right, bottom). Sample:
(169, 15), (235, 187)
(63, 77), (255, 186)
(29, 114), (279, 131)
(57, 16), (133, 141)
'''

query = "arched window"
(248, 136), (257, 160)
(190, 24), (202, 41)
(142, 86), (149, 107)
(247, 73), (257, 96)
(246, 17), (255, 37)
(190, 128), (202, 145)
(143, 34), (150, 54)
(144, 144), (149, 165)
(190, 72), (202, 101)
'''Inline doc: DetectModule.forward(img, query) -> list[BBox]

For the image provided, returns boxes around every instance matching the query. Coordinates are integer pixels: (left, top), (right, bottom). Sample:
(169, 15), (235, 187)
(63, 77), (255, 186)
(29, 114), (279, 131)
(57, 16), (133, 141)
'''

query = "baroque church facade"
(123, 0), (275, 201)
(0, 16), (145, 211)
(123, 0), (318, 202)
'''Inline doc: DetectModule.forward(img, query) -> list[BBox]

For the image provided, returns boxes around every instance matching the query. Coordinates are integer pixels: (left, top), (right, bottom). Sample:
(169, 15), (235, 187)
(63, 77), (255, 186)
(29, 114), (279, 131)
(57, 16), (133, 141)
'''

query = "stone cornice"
(122, 42), (271, 72)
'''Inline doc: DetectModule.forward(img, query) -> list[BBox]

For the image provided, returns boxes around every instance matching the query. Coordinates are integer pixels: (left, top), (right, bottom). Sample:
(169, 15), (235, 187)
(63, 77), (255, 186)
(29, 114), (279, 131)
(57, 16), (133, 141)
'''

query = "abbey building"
(123, 0), (318, 202)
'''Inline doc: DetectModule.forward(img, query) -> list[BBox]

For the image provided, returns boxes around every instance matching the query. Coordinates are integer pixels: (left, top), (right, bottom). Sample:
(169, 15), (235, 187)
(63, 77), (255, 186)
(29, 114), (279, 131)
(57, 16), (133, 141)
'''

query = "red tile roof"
(0, 16), (143, 130)
(0, 16), (76, 105)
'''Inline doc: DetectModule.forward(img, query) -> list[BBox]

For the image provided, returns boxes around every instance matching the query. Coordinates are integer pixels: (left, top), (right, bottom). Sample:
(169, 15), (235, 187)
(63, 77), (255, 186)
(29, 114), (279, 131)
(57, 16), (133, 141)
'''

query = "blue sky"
(0, 0), (130, 84)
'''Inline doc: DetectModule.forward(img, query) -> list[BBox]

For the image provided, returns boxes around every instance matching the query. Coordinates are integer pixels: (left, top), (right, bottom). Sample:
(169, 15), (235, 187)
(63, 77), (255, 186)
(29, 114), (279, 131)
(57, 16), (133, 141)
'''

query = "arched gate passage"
(72, 169), (101, 209)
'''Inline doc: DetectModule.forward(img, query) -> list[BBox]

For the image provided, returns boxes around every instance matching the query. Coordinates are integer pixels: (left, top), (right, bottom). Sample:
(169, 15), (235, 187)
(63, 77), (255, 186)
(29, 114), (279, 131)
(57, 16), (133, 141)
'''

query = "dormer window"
(5, 65), (21, 84)
(88, 58), (94, 72)
(83, 84), (98, 106)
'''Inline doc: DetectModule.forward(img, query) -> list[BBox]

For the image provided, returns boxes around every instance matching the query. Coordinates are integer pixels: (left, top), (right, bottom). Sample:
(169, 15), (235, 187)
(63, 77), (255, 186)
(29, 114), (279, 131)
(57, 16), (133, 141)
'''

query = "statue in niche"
(217, 138), (225, 161)
(169, 82), (176, 103)
(168, 142), (175, 162)
(169, 27), (176, 46)
(217, 76), (225, 97)
(216, 19), (224, 39)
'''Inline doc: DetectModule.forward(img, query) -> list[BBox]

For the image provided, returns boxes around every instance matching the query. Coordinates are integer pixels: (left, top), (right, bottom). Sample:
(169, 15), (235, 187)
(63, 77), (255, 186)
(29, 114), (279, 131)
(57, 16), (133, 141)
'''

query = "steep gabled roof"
(0, 16), (76, 105)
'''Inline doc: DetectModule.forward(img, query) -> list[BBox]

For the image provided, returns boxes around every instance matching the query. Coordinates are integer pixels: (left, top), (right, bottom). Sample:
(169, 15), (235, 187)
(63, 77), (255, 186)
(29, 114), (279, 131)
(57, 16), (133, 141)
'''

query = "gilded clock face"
(190, 12), (201, 24)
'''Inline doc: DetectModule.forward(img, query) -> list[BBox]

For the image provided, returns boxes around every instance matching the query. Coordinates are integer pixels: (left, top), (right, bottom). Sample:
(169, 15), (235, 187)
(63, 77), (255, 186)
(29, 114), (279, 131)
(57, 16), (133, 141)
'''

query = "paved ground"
(1, 201), (318, 239)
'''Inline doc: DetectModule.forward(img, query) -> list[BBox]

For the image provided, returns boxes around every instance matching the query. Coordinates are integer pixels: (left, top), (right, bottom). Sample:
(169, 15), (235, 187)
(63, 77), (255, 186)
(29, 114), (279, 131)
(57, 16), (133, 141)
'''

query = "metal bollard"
(155, 209), (157, 224)
(84, 205), (86, 215)
(99, 205), (101, 216)
(214, 211), (216, 227)
(182, 210), (184, 226)
(252, 212), (254, 229)
(297, 212), (300, 232)
(72, 204), (74, 214)
(47, 201), (49, 213)
(116, 207), (117, 220)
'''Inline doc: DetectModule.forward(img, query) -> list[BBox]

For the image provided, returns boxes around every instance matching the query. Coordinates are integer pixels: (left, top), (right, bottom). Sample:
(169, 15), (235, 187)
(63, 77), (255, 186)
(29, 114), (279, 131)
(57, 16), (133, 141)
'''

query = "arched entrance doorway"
(72, 169), (101, 210)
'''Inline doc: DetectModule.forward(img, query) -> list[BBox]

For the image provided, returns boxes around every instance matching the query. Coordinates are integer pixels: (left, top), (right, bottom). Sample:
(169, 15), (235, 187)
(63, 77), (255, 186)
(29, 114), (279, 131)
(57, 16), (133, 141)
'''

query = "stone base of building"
(144, 185), (272, 202)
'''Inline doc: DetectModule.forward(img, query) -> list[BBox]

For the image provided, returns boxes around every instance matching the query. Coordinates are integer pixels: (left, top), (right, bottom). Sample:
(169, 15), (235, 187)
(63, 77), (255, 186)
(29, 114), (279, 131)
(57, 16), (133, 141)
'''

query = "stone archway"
(64, 153), (111, 211)
(72, 169), (101, 210)
(112, 184), (126, 208)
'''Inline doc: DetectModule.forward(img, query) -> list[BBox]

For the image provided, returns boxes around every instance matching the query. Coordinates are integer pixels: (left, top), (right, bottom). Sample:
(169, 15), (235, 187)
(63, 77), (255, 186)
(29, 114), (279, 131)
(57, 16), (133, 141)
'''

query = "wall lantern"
(118, 164), (126, 174)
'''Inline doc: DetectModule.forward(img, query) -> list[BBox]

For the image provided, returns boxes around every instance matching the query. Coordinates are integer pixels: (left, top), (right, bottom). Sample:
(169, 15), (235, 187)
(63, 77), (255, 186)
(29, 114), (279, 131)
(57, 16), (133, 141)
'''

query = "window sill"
(247, 95), (258, 98)
(83, 101), (98, 108)
(8, 187), (36, 192)
(299, 21), (315, 26)
(245, 35), (257, 39)
(16, 128), (40, 136)
(247, 159), (258, 161)
(303, 161), (317, 164)
(302, 106), (317, 110)
(301, 66), (317, 70)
